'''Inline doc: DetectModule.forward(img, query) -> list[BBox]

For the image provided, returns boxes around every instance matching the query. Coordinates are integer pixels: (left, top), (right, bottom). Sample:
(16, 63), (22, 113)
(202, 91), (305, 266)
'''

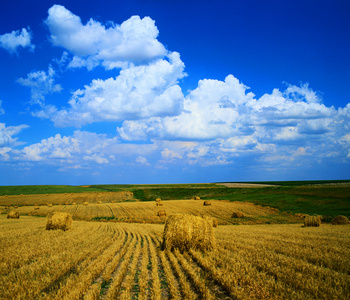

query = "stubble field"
(1, 183), (349, 300)
(1, 214), (349, 300)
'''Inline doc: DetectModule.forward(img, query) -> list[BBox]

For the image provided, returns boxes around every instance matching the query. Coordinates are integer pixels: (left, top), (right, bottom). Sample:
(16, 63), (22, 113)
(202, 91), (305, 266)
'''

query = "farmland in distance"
(0, 181), (349, 299)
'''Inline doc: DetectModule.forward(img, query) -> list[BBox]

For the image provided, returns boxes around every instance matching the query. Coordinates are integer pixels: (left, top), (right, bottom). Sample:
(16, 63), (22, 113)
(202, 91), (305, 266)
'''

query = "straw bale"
(162, 214), (216, 252)
(34, 206), (40, 210)
(203, 215), (218, 227)
(194, 196), (201, 200)
(83, 202), (89, 206)
(156, 198), (162, 202)
(203, 201), (211, 206)
(97, 201), (102, 204)
(156, 202), (163, 206)
(232, 211), (244, 218)
(73, 202), (76, 205)
(303, 215), (321, 227)
(157, 210), (167, 217)
(47, 204), (53, 207)
(331, 215), (350, 225)
(46, 212), (72, 231)
(7, 211), (19, 219)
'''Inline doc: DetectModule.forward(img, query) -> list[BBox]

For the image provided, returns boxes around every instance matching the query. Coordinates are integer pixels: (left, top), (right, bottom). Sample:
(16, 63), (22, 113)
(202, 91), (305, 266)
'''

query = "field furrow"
(1, 212), (349, 300)
(104, 232), (139, 299)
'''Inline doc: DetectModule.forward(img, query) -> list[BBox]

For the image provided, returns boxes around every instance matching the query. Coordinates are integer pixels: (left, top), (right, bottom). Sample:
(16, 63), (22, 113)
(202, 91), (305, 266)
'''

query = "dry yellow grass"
(0, 191), (133, 206)
(10, 199), (301, 225)
(0, 215), (349, 299)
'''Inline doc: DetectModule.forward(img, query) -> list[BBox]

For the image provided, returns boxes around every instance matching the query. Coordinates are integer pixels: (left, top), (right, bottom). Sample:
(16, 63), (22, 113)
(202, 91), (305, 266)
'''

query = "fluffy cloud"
(118, 76), (343, 144)
(119, 75), (254, 140)
(0, 123), (28, 161)
(0, 27), (34, 54)
(45, 5), (167, 69)
(22, 134), (79, 161)
(20, 131), (120, 163)
(136, 156), (150, 166)
(115, 75), (350, 168)
(17, 66), (62, 107)
(44, 52), (185, 127)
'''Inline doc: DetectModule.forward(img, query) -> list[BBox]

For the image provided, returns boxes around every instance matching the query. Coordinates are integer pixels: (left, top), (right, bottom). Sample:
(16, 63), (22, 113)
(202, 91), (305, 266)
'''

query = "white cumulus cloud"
(118, 74), (255, 141)
(17, 66), (62, 107)
(0, 27), (35, 54)
(45, 5), (167, 69)
(0, 123), (28, 148)
(45, 52), (185, 127)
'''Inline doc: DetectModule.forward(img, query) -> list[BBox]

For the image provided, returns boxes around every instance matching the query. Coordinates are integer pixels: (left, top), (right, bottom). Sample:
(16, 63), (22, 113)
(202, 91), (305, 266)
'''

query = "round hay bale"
(46, 212), (72, 231)
(203, 201), (211, 206)
(162, 214), (216, 252)
(202, 215), (218, 227)
(194, 196), (201, 200)
(156, 202), (163, 206)
(7, 211), (19, 219)
(157, 210), (167, 217)
(331, 215), (350, 225)
(34, 206), (40, 210)
(232, 211), (244, 218)
(73, 202), (76, 205)
(83, 202), (89, 206)
(47, 204), (53, 207)
(97, 201), (102, 204)
(303, 215), (321, 227)
(156, 198), (162, 202)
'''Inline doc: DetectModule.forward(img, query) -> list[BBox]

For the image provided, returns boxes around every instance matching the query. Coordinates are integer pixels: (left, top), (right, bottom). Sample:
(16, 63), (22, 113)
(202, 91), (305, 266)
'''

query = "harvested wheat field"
(0, 191), (133, 207)
(0, 214), (349, 300)
(7, 199), (301, 225)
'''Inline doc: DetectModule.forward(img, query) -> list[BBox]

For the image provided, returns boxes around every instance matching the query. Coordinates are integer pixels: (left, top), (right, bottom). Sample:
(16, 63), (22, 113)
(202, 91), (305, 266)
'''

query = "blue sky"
(0, 0), (349, 185)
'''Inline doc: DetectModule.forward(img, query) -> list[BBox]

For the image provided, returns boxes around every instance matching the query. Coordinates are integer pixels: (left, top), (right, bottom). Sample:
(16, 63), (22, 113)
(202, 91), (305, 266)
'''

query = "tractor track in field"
(105, 204), (115, 218)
